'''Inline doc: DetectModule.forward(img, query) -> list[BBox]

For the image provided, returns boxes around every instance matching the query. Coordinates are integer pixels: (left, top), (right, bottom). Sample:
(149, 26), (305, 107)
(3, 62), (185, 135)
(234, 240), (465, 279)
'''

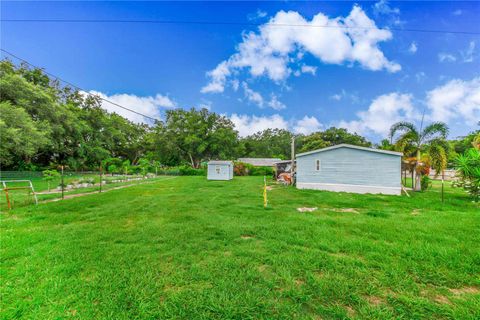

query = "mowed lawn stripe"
(1, 176), (479, 319)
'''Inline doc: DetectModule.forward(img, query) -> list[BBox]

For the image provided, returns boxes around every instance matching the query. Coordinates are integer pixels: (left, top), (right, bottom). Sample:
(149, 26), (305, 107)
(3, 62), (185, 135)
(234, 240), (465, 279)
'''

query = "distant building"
(237, 158), (281, 167)
(296, 144), (402, 195)
(207, 161), (234, 180)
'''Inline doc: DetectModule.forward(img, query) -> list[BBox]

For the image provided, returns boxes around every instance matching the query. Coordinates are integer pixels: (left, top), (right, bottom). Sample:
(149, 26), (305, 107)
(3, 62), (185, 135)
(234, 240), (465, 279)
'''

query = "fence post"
(61, 165), (64, 200)
(99, 166), (103, 193)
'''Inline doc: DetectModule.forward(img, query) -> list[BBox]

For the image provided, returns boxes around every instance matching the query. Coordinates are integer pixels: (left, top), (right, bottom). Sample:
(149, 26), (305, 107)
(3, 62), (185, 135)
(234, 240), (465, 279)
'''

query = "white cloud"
(461, 41), (476, 63)
(248, 9), (268, 21)
(415, 72), (426, 83)
(338, 93), (418, 136)
(372, 0), (404, 26)
(301, 65), (317, 75)
(329, 89), (360, 104)
(200, 61), (231, 93)
(230, 113), (323, 136)
(373, 0), (400, 16)
(330, 93), (342, 101)
(426, 77), (480, 125)
(230, 114), (289, 136)
(293, 116), (322, 134)
(408, 41), (418, 54)
(242, 82), (287, 110)
(197, 100), (212, 111)
(438, 53), (456, 63)
(242, 82), (264, 107)
(268, 94), (287, 110)
(202, 5), (400, 93)
(87, 91), (175, 123)
(452, 9), (462, 16)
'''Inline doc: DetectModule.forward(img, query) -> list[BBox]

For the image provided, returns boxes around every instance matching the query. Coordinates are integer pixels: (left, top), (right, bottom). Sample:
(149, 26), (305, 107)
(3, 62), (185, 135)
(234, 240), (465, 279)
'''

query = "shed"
(296, 144), (403, 195)
(237, 158), (281, 167)
(207, 161), (234, 180)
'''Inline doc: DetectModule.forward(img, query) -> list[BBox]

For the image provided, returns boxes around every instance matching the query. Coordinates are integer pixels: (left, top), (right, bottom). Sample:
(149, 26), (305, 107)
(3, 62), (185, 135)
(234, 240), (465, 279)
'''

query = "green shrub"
(233, 162), (250, 176)
(249, 166), (274, 176)
(420, 175), (431, 191)
(452, 148), (480, 201)
(234, 162), (274, 176)
(178, 165), (206, 176)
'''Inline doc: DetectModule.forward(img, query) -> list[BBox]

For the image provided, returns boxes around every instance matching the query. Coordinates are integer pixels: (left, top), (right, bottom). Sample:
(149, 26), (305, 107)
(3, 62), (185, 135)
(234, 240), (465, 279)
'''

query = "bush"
(178, 165), (206, 176)
(234, 162), (251, 176)
(233, 162), (274, 176)
(452, 148), (480, 201)
(249, 166), (274, 176)
(420, 175), (431, 191)
(157, 165), (206, 176)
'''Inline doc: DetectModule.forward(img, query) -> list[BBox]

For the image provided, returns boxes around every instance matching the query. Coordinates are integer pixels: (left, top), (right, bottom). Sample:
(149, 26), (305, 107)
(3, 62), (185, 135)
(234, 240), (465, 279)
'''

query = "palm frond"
(389, 121), (418, 142)
(421, 122), (449, 143)
(428, 144), (447, 177)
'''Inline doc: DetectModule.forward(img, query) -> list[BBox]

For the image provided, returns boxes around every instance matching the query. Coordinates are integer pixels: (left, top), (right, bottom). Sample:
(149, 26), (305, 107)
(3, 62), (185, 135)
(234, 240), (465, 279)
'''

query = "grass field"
(0, 174), (161, 211)
(1, 176), (479, 319)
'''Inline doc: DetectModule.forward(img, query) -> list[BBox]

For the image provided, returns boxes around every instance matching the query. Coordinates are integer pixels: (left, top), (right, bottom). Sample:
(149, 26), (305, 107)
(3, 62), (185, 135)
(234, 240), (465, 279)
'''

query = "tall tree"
(160, 108), (239, 168)
(390, 121), (449, 191)
(240, 129), (294, 159)
(298, 127), (371, 153)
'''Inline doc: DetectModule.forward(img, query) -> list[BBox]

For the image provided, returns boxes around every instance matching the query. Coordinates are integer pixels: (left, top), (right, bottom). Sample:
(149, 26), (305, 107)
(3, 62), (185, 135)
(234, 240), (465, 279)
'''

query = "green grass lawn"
(1, 177), (479, 319)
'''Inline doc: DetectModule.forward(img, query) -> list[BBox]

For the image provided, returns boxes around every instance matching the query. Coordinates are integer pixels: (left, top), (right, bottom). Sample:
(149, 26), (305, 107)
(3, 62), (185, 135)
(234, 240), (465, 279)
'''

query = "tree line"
(1, 59), (478, 173)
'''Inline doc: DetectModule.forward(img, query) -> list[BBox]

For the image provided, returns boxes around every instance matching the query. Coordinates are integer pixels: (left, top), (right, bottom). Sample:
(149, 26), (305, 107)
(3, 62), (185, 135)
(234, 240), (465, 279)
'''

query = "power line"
(0, 48), (160, 122)
(2, 18), (480, 35)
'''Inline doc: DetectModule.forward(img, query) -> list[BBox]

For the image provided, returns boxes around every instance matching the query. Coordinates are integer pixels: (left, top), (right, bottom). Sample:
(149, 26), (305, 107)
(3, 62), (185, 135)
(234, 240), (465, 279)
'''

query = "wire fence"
(0, 170), (172, 211)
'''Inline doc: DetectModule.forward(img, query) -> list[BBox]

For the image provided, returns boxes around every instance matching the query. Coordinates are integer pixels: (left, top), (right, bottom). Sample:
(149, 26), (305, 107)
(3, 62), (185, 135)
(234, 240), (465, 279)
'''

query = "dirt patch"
(241, 235), (255, 240)
(449, 286), (480, 295)
(331, 208), (359, 214)
(294, 278), (305, 286)
(67, 309), (78, 316)
(434, 295), (451, 305)
(258, 264), (269, 273)
(223, 251), (232, 257)
(297, 207), (318, 213)
(365, 295), (385, 306)
(411, 209), (420, 215)
(344, 305), (356, 317)
(266, 186), (273, 191)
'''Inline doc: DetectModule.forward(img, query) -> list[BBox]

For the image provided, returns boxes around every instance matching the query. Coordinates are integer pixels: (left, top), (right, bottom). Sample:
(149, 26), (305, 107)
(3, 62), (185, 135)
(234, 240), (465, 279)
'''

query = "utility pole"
(291, 136), (295, 185)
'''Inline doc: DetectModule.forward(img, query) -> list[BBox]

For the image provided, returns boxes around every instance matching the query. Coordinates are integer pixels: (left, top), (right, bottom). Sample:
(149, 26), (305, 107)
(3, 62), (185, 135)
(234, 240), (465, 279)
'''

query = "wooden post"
(291, 136), (295, 185)
(99, 166), (103, 193)
(3, 181), (11, 210)
(411, 167), (414, 189)
(441, 170), (444, 203)
(29, 180), (38, 205)
(61, 165), (64, 200)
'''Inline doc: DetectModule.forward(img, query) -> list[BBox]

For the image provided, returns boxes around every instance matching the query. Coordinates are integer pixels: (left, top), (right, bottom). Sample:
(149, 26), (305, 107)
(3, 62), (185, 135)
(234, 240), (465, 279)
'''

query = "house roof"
(296, 144), (403, 158)
(208, 160), (233, 165)
(274, 160), (295, 164)
(237, 158), (282, 166)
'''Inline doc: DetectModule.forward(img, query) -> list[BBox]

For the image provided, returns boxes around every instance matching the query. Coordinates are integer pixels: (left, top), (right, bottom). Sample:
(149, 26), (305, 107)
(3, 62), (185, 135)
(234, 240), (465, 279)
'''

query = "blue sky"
(2, 1), (479, 141)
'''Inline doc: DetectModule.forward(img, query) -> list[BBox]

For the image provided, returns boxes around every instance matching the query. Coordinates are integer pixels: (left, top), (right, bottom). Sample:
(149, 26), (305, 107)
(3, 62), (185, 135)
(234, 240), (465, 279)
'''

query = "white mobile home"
(207, 161), (234, 180)
(296, 144), (403, 195)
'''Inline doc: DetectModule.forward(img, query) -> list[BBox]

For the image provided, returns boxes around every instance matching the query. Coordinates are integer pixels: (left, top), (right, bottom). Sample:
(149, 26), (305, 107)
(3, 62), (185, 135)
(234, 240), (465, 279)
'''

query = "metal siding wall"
(207, 164), (232, 180)
(296, 148), (401, 187)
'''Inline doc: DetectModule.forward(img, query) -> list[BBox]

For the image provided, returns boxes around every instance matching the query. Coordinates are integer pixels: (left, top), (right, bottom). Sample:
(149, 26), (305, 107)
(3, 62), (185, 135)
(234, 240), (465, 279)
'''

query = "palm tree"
(428, 139), (449, 201)
(390, 121), (449, 191)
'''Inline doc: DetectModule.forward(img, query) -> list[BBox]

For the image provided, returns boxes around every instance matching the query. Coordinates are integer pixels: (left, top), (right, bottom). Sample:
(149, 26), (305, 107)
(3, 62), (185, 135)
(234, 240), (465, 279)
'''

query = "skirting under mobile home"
(295, 144), (403, 195)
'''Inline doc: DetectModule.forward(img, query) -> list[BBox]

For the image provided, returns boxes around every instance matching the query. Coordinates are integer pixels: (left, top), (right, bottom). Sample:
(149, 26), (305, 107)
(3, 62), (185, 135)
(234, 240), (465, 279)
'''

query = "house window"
(315, 159), (321, 171)
(215, 166), (221, 174)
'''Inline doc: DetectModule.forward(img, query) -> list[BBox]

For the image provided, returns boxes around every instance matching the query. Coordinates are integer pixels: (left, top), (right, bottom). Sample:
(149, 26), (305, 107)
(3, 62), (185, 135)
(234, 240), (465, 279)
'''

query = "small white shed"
(207, 161), (234, 180)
